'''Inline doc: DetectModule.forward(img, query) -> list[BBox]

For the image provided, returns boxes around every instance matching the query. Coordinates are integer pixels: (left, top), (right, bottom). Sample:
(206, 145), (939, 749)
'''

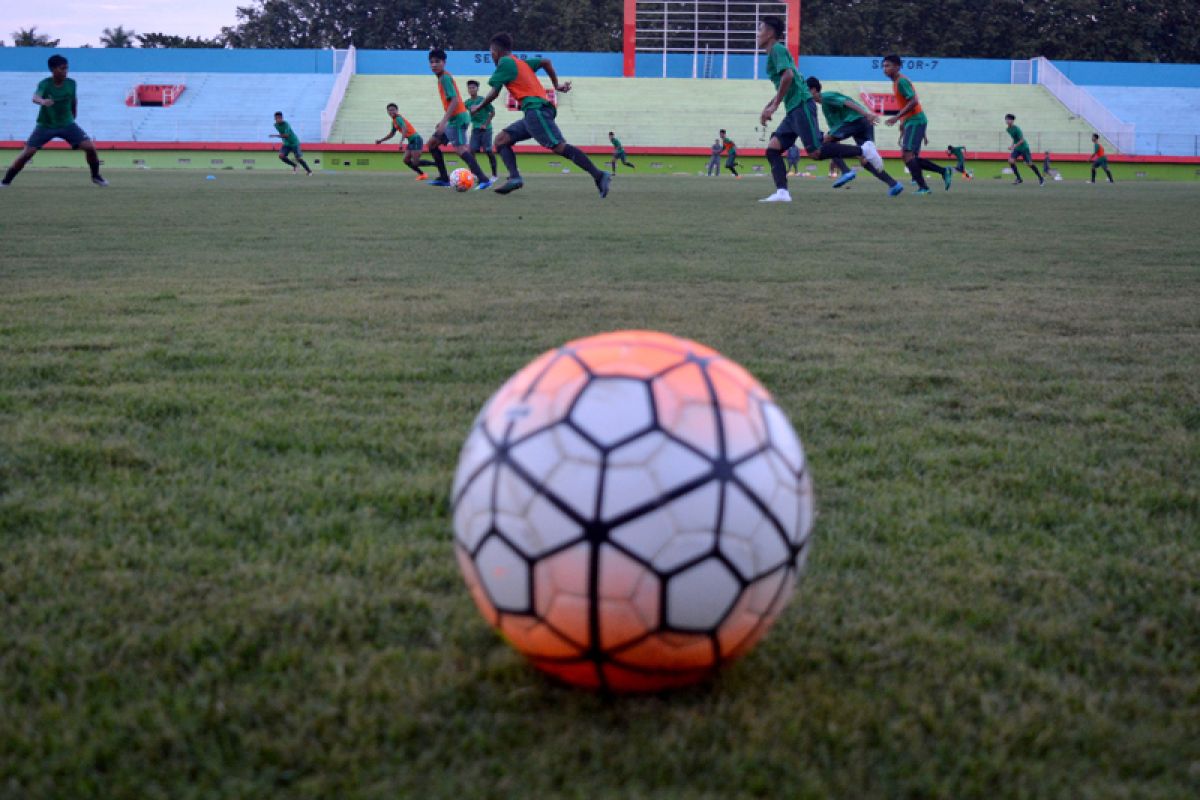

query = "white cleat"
(861, 141), (885, 171)
(759, 189), (792, 203)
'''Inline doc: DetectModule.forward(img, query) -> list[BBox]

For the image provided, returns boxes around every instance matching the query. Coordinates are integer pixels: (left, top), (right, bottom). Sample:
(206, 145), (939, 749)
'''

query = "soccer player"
(465, 80), (498, 180)
(2, 54), (108, 188)
(425, 50), (492, 189)
(807, 77), (901, 197)
(271, 112), (312, 175)
(757, 18), (878, 203)
(785, 144), (801, 176)
(946, 145), (972, 179)
(469, 33), (611, 197)
(608, 132), (636, 173)
(1004, 114), (1044, 186)
(882, 54), (951, 195)
(706, 138), (722, 176)
(375, 103), (435, 180)
(1090, 133), (1115, 183)
(719, 130), (740, 178)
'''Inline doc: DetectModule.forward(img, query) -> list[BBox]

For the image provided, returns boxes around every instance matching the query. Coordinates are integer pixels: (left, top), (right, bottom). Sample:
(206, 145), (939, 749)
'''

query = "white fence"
(1034, 56), (1135, 153)
(320, 47), (356, 142)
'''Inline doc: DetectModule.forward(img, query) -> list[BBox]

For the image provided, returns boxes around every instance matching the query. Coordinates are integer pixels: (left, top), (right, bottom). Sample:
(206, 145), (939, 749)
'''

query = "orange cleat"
(416, 173), (428, 181)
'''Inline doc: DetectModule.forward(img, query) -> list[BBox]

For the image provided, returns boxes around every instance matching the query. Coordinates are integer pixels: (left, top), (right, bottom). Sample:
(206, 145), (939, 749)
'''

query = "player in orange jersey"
(882, 54), (951, 195)
(1090, 133), (1115, 183)
(376, 103), (436, 180)
(470, 33), (611, 197)
(426, 49), (493, 190)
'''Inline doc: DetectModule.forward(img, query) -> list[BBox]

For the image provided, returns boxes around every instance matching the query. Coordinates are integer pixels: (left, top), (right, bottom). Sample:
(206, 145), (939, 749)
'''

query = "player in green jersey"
(945, 145), (973, 179)
(882, 55), (950, 195)
(2, 54), (107, 188)
(757, 17), (877, 202)
(271, 112), (312, 175)
(1090, 133), (1115, 183)
(1004, 114), (1045, 186)
(608, 132), (636, 173)
(465, 80), (498, 180)
(426, 50), (492, 190)
(807, 77), (902, 197)
(376, 103), (437, 180)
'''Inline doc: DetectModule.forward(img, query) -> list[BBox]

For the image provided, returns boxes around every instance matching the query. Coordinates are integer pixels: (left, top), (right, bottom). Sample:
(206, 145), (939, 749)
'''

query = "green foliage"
(137, 32), (227, 49)
(0, 170), (1197, 798)
(10, 26), (59, 47)
(100, 25), (137, 49)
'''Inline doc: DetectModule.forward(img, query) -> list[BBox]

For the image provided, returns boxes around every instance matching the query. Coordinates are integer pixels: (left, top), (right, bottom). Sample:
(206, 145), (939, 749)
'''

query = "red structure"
(126, 84), (186, 107)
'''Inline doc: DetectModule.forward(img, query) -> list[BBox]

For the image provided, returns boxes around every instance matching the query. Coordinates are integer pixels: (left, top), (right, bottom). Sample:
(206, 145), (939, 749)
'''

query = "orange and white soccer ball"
(452, 330), (815, 692)
(449, 168), (476, 191)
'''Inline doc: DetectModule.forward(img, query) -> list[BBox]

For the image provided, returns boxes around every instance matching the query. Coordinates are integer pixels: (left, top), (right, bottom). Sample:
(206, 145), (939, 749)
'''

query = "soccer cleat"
(832, 169), (857, 188)
(494, 177), (524, 195)
(888, 183), (904, 197)
(415, 173), (429, 181)
(1012, 179), (1023, 185)
(428, 178), (451, 187)
(596, 171), (612, 198)
(92, 176), (109, 187)
(292, 166), (298, 174)
(915, 188), (932, 195)
(1038, 177), (1046, 186)
(475, 177), (495, 191)
(943, 169), (953, 191)
(0, 181), (9, 188)
(861, 141), (885, 171)
(758, 189), (792, 203)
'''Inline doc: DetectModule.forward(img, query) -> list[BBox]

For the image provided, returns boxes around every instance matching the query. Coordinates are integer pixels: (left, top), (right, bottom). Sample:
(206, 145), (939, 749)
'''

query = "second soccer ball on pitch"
(449, 168), (476, 192)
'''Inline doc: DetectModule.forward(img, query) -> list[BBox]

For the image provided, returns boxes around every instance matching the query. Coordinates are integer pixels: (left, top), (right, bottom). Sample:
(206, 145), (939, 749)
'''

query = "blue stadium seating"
(1085, 86), (1200, 156)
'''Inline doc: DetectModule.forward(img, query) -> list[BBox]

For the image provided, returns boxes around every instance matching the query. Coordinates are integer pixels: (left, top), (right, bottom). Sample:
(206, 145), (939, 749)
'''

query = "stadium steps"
(0, 72), (333, 143)
(329, 75), (1105, 154)
(1083, 86), (1200, 156)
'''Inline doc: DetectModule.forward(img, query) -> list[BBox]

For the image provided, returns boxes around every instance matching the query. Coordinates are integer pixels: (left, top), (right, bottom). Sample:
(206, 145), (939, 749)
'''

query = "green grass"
(1, 169), (1198, 799)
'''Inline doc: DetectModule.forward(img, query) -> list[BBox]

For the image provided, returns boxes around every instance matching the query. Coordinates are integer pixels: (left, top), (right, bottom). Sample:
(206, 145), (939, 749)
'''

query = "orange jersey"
(1094, 144), (1106, 159)
(392, 114), (415, 138)
(437, 72), (467, 117)
(505, 57), (549, 105)
(892, 73), (923, 122)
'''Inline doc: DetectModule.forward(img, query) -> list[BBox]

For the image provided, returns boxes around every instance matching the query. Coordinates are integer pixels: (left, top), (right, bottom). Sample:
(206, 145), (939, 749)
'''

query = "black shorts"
(773, 100), (822, 155)
(26, 124), (91, 150)
(828, 117), (874, 146)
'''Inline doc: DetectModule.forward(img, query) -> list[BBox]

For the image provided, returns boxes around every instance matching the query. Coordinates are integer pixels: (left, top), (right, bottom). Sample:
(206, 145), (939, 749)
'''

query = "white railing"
(320, 46), (356, 142)
(1034, 56), (1135, 153)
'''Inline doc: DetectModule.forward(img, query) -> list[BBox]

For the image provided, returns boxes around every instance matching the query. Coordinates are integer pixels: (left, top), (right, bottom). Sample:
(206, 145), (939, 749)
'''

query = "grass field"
(2, 169), (1198, 799)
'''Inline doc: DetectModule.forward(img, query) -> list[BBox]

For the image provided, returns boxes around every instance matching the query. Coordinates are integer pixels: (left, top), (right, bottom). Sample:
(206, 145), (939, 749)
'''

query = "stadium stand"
(1084, 86), (1200, 156)
(328, 75), (1104, 153)
(0, 72), (333, 143)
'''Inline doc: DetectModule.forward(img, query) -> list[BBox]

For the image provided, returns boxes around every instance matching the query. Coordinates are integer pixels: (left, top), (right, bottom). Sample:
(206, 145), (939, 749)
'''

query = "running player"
(756, 17), (877, 203)
(882, 54), (951, 195)
(608, 132), (636, 173)
(720, 130), (740, 178)
(426, 49), (492, 189)
(807, 77), (901, 197)
(1004, 114), (1045, 186)
(707, 138), (722, 176)
(465, 80), (498, 180)
(2, 54), (108, 187)
(469, 33), (610, 197)
(271, 112), (312, 175)
(945, 145), (972, 179)
(1090, 133), (1115, 183)
(375, 103), (435, 180)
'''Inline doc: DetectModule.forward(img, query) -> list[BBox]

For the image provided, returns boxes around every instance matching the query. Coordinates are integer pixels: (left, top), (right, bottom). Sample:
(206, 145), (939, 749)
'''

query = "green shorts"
(406, 134), (423, 152)
(900, 121), (926, 156)
(1011, 146), (1032, 164)
(1093, 156), (1109, 168)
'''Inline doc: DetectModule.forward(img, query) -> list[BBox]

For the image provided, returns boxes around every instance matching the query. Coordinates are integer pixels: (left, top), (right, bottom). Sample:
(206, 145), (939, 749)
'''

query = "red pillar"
(788, 0), (802, 62)
(623, 0), (637, 77)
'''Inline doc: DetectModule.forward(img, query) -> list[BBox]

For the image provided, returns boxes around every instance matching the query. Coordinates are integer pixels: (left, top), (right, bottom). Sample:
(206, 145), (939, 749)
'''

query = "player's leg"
(78, 140), (108, 185)
(903, 124), (931, 191)
(449, 126), (488, 184)
(1026, 152), (1045, 184)
(622, 153), (635, 168)
(293, 147), (313, 175)
(1090, 163), (1097, 183)
(2, 135), (43, 185)
(1009, 155), (1023, 183)
(426, 133), (452, 183)
(915, 157), (950, 189)
(480, 130), (498, 178)
(535, 108), (608, 196)
(851, 127), (900, 194)
(279, 143), (298, 171)
(763, 133), (794, 200)
(1104, 162), (1114, 182)
(493, 122), (530, 193)
(727, 152), (739, 177)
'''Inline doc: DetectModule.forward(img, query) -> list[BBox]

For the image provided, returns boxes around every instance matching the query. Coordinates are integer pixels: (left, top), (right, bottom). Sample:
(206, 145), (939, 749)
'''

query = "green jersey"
(894, 76), (926, 125)
(35, 77), (76, 128)
(610, 136), (624, 152)
(948, 145), (966, 161)
(765, 42), (805, 113)
(818, 91), (865, 131)
(1007, 125), (1029, 151)
(465, 96), (492, 130)
(488, 56), (550, 110)
(274, 121), (299, 147)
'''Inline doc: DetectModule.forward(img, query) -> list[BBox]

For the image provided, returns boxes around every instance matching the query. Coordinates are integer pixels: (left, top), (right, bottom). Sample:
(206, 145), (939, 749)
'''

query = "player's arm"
(31, 91), (52, 107)
(537, 59), (572, 93)
(844, 97), (879, 124)
(376, 127), (397, 145)
(761, 68), (793, 126)
(886, 84), (918, 126)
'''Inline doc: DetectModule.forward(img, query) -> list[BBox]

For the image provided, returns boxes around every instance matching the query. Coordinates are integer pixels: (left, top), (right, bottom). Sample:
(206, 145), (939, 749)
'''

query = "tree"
(11, 27), (60, 47)
(138, 32), (226, 48)
(100, 25), (137, 48)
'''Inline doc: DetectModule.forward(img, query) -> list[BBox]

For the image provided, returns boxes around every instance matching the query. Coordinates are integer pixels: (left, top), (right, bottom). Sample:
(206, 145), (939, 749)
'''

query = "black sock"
(1091, 168), (1097, 182)
(3, 165), (18, 184)
(917, 158), (946, 175)
(766, 148), (787, 190)
(460, 150), (487, 182)
(430, 149), (449, 181)
(1012, 164), (1023, 181)
(297, 158), (312, 174)
(864, 164), (897, 187)
(86, 152), (102, 179)
(908, 159), (929, 189)
(561, 144), (604, 180)
(820, 142), (862, 161)
(498, 145), (520, 179)
(487, 152), (497, 177)
(730, 164), (739, 176)
(624, 157), (635, 168)
(280, 157), (296, 168)
(1106, 168), (1114, 182)
(1030, 164), (1044, 181)
(406, 161), (425, 175)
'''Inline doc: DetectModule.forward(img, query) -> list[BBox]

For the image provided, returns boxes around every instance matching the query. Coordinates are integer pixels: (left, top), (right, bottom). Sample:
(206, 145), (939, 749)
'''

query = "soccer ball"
(449, 168), (476, 192)
(451, 330), (815, 692)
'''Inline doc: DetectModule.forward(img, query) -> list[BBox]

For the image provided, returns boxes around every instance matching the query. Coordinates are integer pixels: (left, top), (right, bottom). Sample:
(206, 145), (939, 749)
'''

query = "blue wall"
(0, 47), (334, 73)
(2, 46), (1200, 87)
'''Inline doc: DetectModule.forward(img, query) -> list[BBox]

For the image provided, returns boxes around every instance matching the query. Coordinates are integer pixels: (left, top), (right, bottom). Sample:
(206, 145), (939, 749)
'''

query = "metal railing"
(320, 47), (356, 142)
(1034, 57), (1135, 153)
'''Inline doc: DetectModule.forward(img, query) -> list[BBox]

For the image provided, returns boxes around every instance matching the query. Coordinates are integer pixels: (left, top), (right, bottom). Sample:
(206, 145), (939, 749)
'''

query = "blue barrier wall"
(1053, 60), (1200, 88)
(0, 47), (334, 73)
